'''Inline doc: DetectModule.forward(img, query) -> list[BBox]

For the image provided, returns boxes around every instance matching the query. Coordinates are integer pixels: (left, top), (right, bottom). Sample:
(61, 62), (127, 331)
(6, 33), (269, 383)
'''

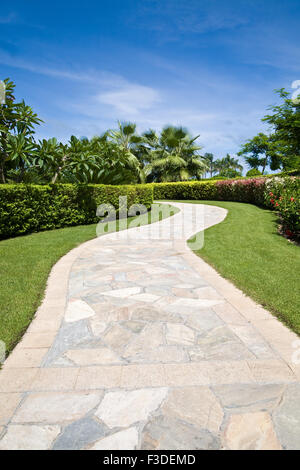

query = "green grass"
(0, 203), (179, 355)
(181, 200), (300, 335)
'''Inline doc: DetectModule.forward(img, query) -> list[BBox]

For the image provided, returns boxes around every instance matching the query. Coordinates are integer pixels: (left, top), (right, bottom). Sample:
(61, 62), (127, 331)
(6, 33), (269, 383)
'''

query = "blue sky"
(1, 0), (299, 169)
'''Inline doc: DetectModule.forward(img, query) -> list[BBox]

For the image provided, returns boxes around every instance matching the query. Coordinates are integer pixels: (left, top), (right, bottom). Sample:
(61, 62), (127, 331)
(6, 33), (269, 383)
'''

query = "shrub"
(153, 176), (300, 235)
(246, 168), (262, 177)
(0, 183), (153, 239)
(153, 181), (217, 200)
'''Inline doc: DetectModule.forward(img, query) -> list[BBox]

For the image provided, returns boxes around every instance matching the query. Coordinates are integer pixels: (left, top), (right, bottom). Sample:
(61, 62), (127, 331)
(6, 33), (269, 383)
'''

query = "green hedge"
(0, 183), (153, 239)
(153, 181), (218, 201)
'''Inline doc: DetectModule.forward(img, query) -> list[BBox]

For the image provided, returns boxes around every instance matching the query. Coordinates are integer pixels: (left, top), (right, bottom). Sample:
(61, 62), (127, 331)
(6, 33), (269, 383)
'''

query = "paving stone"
(0, 393), (22, 425)
(89, 317), (107, 336)
(53, 416), (107, 450)
(166, 323), (195, 346)
(130, 293), (161, 303)
(223, 412), (282, 450)
(184, 310), (224, 332)
(126, 345), (187, 364)
(273, 383), (300, 450)
(12, 392), (102, 423)
(65, 300), (96, 322)
(0, 425), (60, 450)
(103, 325), (133, 352)
(162, 387), (223, 433)
(141, 415), (220, 450)
(65, 348), (122, 366)
(213, 384), (285, 413)
(103, 287), (141, 298)
(123, 324), (164, 359)
(190, 341), (254, 361)
(229, 324), (275, 359)
(43, 320), (92, 366)
(122, 320), (146, 333)
(131, 306), (181, 323)
(89, 427), (139, 450)
(95, 388), (168, 428)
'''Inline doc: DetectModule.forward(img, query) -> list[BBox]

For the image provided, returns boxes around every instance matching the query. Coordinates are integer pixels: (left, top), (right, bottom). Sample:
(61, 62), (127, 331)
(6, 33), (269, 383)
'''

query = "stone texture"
(166, 323), (195, 346)
(65, 300), (95, 322)
(223, 412), (282, 450)
(89, 427), (139, 450)
(95, 388), (168, 428)
(141, 415), (220, 450)
(65, 348), (122, 366)
(0, 425), (60, 450)
(213, 383), (285, 413)
(53, 416), (107, 450)
(162, 387), (223, 433)
(103, 325), (132, 352)
(273, 383), (300, 450)
(12, 392), (102, 423)
(0, 393), (22, 425)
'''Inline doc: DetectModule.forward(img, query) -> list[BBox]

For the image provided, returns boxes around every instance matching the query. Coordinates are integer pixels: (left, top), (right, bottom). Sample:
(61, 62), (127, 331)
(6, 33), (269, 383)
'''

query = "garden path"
(0, 202), (300, 450)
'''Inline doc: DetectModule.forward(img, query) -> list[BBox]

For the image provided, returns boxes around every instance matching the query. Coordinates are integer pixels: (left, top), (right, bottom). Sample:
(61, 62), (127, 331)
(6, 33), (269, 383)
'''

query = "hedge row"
(153, 179), (266, 204)
(0, 183), (153, 239)
(153, 177), (300, 235)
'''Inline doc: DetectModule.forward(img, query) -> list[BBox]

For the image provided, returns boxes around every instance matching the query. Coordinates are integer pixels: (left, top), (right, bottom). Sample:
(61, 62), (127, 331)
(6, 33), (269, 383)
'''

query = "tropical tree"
(214, 154), (243, 177)
(0, 78), (42, 183)
(203, 152), (217, 178)
(143, 126), (207, 182)
(238, 132), (281, 174)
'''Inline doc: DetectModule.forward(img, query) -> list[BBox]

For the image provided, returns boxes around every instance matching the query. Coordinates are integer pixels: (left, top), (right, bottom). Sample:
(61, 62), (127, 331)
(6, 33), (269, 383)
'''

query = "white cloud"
(97, 84), (161, 116)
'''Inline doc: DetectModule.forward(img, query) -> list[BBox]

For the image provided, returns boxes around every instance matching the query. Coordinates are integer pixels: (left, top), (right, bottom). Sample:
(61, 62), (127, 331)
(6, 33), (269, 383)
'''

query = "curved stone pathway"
(0, 202), (300, 450)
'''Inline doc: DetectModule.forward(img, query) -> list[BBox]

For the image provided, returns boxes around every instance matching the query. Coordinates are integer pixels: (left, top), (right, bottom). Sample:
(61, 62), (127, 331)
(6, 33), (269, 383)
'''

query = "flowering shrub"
(266, 177), (300, 236)
(215, 178), (267, 205)
(154, 175), (300, 238)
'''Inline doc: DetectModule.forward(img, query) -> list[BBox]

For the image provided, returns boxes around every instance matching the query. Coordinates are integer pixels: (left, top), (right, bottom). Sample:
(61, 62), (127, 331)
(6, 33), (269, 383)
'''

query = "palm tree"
(203, 152), (217, 178)
(143, 126), (207, 182)
(214, 154), (243, 175)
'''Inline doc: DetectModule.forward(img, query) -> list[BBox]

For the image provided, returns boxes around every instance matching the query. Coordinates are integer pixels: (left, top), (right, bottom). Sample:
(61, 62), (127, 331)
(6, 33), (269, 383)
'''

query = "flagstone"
(88, 427), (139, 450)
(103, 287), (141, 298)
(166, 323), (195, 346)
(65, 300), (95, 323)
(65, 348), (122, 366)
(12, 392), (102, 423)
(95, 388), (168, 428)
(223, 412), (282, 450)
(0, 425), (60, 450)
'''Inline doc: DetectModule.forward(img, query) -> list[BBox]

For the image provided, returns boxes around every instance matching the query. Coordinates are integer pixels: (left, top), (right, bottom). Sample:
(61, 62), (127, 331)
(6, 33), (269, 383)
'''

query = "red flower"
(270, 199), (274, 204)
(285, 229), (293, 237)
(275, 202), (279, 207)
(291, 197), (295, 202)
(269, 192), (273, 196)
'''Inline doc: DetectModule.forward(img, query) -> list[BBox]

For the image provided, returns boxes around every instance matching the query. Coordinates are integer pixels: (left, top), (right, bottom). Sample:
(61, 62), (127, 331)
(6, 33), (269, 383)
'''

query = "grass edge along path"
(0, 203), (179, 356)
(184, 200), (300, 336)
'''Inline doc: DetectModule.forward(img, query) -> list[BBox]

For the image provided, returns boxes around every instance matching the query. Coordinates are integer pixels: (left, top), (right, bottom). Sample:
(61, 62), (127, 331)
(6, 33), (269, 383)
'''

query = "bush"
(265, 177), (300, 235)
(153, 181), (217, 200)
(153, 176), (300, 235)
(0, 183), (153, 239)
(246, 168), (262, 177)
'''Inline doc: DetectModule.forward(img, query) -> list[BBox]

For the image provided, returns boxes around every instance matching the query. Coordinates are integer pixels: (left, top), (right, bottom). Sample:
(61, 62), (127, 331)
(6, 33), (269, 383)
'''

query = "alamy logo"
(0, 80), (5, 104)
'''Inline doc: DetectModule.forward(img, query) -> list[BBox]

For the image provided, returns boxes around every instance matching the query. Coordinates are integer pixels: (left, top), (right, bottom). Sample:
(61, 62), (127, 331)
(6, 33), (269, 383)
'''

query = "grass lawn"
(182, 200), (300, 335)
(0, 203), (179, 355)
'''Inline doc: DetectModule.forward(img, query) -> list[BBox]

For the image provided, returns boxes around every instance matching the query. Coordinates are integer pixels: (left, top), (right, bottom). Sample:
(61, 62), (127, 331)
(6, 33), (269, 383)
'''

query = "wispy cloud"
(97, 84), (161, 115)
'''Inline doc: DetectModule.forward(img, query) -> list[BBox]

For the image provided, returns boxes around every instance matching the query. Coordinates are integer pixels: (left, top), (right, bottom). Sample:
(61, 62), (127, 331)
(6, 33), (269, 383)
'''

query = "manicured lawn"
(183, 200), (300, 335)
(0, 204), (179, 355)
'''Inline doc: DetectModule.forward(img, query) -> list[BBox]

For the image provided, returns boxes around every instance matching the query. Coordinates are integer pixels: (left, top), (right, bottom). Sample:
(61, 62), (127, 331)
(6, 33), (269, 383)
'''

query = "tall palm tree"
(144, 126), (207, 182)
(203, 152), (217, 178)
(214, 154), (243, 174)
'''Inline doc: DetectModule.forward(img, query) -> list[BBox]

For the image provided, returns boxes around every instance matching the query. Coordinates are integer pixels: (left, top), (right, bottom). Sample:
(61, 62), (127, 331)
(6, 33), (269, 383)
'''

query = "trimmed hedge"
(0, 183), (153, 239)
(153, 179), (266, 205)
(153, 177), (300, 236)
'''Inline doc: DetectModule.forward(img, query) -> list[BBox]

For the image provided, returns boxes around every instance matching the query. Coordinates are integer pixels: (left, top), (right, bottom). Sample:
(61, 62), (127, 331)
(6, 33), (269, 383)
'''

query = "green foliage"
(0, 78), (43, 184)
(0, 183), (153, 239)
(266, 177), (300, 235)
(240, 89), (300, 173)
(142, 126), (207, 182)
(246, 168), (262, 177)
(153, 176), (300, 235)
